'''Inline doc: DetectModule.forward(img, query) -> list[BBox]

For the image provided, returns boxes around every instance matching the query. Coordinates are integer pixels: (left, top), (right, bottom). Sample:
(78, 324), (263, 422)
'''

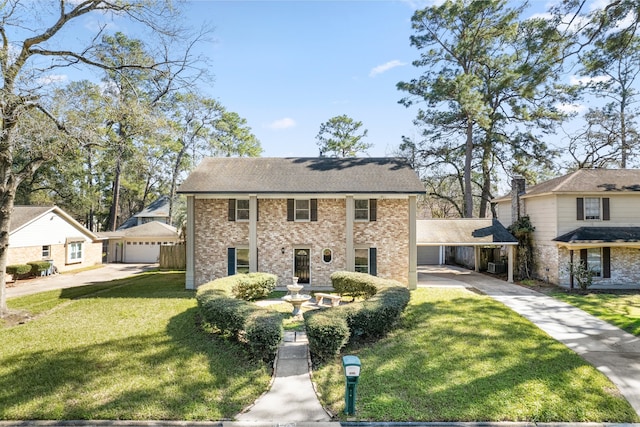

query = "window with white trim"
(354, 199), (369, 221)
(236, 199), (250, 221)
(355, 248), (369, 274)
(295, 199), (310, 221)
(584, 198), (601, 220)
(42, 245), (50, 259)
(67, 241), (83, 263)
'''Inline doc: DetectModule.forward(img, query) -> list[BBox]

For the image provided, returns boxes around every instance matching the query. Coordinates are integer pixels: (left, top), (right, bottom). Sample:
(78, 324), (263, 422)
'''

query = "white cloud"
(557, 103), (586, 114)
(37, 74), (68, 85)
(369, 60), (407, 78)
(569, 75), (611, 86)
(267, 117), (296, 130)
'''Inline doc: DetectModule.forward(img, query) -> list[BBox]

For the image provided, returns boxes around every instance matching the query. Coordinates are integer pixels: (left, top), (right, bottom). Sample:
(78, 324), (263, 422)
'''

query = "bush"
(6, 264), (32, 280)
(27, 261), (52, 276)
(331, 271), (377, 300)
(304, 271), (410, 364)
(196, 273), (283, 363)
(232, 272), (277, 301)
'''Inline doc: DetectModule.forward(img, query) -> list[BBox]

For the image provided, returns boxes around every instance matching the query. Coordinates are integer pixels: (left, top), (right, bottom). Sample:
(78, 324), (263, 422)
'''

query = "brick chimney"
(511, 175), (526, 223)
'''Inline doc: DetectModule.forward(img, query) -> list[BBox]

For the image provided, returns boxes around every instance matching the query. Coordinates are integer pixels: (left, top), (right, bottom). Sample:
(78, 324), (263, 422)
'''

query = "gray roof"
(118, 196), (170, 230)
(177, 157), (425, 195)
(417, 219), (518, 246)
(553, 227), (640, 244)
(9, 206), (53, 231)
(101, 221), (178, 239)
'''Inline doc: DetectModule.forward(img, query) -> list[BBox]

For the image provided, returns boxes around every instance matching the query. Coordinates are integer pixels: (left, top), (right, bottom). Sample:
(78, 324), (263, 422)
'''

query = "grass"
(312, 287), (638, 422)
(551, 290), (640, 336)
(0, 271), (271, 420)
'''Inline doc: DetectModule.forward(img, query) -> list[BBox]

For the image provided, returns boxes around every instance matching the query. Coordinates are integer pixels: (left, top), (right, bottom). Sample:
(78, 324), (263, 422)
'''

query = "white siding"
(10, 212), (92, 248)
(495, 201), (512, 228)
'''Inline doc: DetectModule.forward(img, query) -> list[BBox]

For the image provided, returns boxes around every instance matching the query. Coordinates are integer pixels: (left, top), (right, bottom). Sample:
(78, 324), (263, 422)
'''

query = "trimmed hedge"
(196, 273), (283, 363)
(6, 264), (32, 280)
(304, 271), (410, 364)
(331, 271), (377, 300)
(28, 261), (51, 276)
(232, 272), (277, 301)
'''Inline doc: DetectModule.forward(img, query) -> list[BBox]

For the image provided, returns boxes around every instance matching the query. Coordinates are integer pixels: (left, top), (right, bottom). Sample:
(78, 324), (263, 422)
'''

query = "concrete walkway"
(419, 265), (640, 417)
(236, 330), (334, 423)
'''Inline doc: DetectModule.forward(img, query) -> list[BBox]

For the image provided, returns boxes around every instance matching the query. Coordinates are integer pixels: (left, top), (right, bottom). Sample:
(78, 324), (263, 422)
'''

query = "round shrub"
(232, 272), (277, 301)
(27, 261), (52, 276)
(331, 271), (377, 300)
(6, 264), (32, 280)
(304, 309), (350, 364)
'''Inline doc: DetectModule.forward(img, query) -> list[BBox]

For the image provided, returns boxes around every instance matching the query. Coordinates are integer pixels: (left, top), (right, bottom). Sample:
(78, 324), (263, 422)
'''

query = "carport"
(417, 218), (518, 283)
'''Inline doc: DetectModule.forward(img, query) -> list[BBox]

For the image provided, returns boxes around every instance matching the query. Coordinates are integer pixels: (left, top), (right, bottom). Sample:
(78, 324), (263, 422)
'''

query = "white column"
(346, 195), (354, 271)
(185, 195), (195, 290)
(249, 195), (258, 272)
(408, 195), (417, 290)
(474, 246), (481, 272)
(507, 245), (514, 283)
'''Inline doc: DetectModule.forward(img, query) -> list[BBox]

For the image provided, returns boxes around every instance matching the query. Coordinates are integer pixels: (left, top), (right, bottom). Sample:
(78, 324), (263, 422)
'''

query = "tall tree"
(316, 114), (371, 157)
(398, 0), (567, 218)
(0, 0), (204, 316)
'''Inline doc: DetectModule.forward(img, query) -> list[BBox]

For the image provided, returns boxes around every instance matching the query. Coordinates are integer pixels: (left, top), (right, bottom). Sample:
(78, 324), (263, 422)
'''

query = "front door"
(294, 248), (310, 284)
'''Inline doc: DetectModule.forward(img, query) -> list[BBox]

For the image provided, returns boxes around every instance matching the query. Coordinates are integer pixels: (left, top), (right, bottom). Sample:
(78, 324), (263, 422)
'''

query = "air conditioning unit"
(487, 262), (506, 274)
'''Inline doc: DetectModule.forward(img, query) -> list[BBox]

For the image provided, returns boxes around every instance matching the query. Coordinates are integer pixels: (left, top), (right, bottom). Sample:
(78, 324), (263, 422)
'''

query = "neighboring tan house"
(8, 206), (103, 273)
(494, 169), (640, 289)
(101, 221), (180, 263)
(118, 196), (171, 229)
(177, 157), (425, 290)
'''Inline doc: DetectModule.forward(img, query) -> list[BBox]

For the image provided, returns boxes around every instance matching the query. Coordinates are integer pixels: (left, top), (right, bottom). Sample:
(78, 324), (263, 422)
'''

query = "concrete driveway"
(418, 264), (640, 417)
(6, 263), (156, 298)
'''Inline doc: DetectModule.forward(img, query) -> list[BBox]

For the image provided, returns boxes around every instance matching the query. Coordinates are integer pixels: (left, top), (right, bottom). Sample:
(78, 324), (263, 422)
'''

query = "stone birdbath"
(282, 277), (311, 316)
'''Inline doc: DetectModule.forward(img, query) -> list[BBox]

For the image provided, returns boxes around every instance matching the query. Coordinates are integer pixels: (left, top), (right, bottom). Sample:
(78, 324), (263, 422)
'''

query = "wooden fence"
(159, 243), (186, 270)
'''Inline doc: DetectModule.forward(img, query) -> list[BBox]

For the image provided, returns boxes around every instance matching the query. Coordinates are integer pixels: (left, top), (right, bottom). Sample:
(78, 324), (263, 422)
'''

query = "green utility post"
(342, 355), (361, 415)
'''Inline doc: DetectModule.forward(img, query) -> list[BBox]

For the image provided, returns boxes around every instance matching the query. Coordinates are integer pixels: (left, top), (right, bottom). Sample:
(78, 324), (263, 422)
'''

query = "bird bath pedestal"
(282, 277), (311, 316)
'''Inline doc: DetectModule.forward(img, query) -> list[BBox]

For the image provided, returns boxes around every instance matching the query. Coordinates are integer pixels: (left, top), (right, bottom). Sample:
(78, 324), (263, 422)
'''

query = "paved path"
(419, 265), (640, 417)
(6, 263), (155, 298)
(236, 330), (333, 423)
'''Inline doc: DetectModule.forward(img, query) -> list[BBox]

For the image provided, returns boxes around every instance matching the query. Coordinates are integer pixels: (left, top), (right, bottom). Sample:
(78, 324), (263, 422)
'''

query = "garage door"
(124, 242), (160, 263)
(418, 246), (441, 265)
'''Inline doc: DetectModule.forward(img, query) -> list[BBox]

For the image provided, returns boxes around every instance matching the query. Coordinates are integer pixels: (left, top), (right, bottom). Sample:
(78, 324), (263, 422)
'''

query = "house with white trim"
(177, 157), (425, 289)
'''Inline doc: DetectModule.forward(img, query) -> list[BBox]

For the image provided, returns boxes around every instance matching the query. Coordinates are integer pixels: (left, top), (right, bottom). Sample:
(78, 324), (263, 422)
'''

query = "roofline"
(178, 191), (425, 196)
(555, 242), (640, 249)
(11, 206), (101, 241)
(417, 242), (518, 246)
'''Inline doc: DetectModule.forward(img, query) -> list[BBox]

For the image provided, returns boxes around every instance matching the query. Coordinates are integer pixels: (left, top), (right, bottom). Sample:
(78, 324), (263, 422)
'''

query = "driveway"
(418, 264), (640, 417)
(6, 263), (156, 299)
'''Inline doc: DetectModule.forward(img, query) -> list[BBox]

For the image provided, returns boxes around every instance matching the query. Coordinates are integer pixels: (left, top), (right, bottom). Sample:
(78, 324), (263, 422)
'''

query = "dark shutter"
(580, 249), (588, 267)
(287, 199), (294, 221)
(227, 247), (235, 275)
(310, 199), (318, 222)
(369, 199), (377, 222)
(603, 247), (611, 278)
(576, 198), (584, 220)
(256, 199), (259, 222)
(369, 248), (377, 276)
(228, 199), (236, 221)
(603, 198), (610, 221)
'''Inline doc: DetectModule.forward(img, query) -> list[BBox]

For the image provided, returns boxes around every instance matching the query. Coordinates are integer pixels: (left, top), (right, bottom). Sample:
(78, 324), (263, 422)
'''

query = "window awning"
(553, 227), (640, 249)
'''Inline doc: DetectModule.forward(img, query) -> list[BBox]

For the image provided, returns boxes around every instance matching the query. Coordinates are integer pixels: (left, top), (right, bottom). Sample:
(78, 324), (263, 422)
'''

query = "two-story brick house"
(177, 157), (425, 290)
(494, 169), (640, 288)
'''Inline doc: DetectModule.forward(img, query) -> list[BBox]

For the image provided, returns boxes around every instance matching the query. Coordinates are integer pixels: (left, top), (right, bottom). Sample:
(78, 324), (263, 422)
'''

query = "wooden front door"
(294, 248), (310, 284)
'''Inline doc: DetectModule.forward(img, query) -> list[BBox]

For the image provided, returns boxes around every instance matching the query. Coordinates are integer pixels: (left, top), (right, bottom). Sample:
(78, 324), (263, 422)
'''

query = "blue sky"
(188, 1), (426, 157)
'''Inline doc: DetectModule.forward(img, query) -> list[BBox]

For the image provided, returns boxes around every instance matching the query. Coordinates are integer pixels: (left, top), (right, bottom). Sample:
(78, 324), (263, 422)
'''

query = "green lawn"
(0, 272), (271, 420)
(312, 287), (638, 422)
(551, 290), (640, 336)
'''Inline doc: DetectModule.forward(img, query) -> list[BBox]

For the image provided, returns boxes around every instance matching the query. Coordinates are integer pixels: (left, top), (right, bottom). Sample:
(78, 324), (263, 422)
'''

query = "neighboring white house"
(8, 206), (104, 273)
(118, 196), (171, 229)
(101, 221), (180, 263)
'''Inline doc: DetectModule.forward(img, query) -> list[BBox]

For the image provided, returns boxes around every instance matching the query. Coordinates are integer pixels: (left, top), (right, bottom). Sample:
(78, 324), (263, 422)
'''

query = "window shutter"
(580, 249), (587, 267)
(603, 198), (610, 221)
(576, 198), (584, 220)
(310, 199), (318, 222)
(227, 248), (236, 275)
(256, 199), (259, 222)
(228, 199), (236, 221)
(287, 199), (294, 221)
(603, 247), (611, 278)
(369, 248), (377, 276)
(369, 199), (377, 221)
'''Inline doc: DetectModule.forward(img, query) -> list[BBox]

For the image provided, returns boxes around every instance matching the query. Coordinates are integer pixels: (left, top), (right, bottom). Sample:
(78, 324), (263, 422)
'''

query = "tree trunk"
(107, 157), (122, 232)
(479, 137), (492, 218)
(463, 119), (474, 218)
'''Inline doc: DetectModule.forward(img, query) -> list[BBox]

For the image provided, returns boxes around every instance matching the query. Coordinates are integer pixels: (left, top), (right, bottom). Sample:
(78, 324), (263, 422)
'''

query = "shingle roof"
(9, 206), (53, 232)
(118, 196), (170, 230)
(553, 227), (640, 244)
(417, 219), (518, 245)
(101, 221), (178, 238)
(177, 157), (425, 194)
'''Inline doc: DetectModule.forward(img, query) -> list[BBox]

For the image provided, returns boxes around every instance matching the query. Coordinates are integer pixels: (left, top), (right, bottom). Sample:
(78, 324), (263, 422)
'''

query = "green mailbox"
(342, 355), (361, 415)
